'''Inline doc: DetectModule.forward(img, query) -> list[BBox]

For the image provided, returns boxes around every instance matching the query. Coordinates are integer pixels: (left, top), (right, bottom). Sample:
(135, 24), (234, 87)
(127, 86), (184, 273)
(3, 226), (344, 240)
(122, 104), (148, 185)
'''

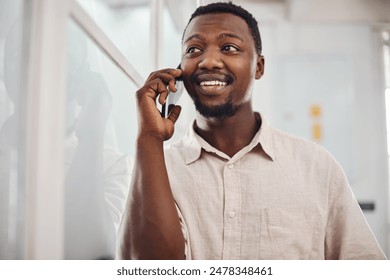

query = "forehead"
(183, 13), (252, 42)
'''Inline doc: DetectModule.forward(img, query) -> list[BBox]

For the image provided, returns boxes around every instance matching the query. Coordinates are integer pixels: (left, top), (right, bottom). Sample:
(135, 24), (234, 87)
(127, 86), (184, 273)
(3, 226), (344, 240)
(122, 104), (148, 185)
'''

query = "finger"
(158, 87), (169, 105)
(147, 68), (182, 82)
(154, 76), (178, 105)
(147, 68), (179, 78)
(145, 73), (174, 99)
(139, 78), (168, 101)
(162, 68), (182, 78)
(167, 105), (181, 125)
(145, 69), (182, 104)
(165, 69), (182, 92)
(146, 72), (172, 83)
(168, 78), (177, 93)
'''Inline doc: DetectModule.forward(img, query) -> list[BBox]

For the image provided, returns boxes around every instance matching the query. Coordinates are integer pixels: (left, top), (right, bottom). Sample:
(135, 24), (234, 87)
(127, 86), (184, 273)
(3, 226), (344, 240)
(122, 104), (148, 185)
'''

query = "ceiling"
(99, 0), (390, 31)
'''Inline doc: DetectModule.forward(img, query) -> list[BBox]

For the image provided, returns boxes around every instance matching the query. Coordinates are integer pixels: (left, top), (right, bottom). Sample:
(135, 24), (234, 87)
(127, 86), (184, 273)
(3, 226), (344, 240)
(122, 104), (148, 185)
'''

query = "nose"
(198, 49), (223, 70)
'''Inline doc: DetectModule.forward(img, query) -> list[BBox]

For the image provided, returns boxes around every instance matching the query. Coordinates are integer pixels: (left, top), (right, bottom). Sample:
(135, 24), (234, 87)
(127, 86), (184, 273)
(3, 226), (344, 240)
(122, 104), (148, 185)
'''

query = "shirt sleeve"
(103, 154), (133, 234)
(325, 161), (386, 259)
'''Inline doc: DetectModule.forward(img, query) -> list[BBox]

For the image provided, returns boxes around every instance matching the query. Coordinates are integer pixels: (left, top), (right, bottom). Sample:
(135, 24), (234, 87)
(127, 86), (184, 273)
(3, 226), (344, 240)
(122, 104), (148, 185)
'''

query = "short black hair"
(183, 1), (262, 55)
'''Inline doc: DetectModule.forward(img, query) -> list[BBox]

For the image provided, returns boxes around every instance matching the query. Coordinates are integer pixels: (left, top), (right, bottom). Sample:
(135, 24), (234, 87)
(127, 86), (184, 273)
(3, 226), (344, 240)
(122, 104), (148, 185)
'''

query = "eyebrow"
(183, 34), (206, 44)
(217, 33), (244, 42)
(183, 33), (244, 44)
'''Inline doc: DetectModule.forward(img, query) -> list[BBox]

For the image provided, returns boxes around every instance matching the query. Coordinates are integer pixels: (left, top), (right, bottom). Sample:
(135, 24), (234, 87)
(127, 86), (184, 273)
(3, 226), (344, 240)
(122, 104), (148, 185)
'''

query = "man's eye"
(222, 45), (239, 52)
(187, 47), (202, 53)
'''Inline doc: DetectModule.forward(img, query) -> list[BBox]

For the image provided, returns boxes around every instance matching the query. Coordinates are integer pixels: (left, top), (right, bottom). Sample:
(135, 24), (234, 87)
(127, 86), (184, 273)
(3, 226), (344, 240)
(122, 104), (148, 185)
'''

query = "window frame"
(23, 0), (143, 259)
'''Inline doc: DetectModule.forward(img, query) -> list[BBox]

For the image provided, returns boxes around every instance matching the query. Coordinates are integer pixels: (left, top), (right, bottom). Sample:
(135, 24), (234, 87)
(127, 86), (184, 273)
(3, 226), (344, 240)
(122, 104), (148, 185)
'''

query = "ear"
(255, 55), (265, 79)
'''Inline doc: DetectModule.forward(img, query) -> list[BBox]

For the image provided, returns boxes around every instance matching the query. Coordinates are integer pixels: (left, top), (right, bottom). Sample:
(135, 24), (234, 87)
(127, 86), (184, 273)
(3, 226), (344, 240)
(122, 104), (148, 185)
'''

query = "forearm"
(118, 136), (185, 259)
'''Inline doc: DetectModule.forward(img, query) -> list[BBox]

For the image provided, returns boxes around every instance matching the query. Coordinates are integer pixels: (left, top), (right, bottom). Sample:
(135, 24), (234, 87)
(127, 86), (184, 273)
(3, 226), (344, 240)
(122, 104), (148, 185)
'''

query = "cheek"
(229, 54), (256, 75)
(181, 72), (195, 100)
(231, 62), (256, 102)
(180, 58), (194, 74)
(183, 79), (194, 98)
(180, 59), (197, 91)
(234, 64), (255, 86)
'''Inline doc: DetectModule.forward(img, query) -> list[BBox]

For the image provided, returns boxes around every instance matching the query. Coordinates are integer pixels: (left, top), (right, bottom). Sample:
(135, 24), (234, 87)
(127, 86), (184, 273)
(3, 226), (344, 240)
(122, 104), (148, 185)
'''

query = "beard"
(193, 94), (237, 119)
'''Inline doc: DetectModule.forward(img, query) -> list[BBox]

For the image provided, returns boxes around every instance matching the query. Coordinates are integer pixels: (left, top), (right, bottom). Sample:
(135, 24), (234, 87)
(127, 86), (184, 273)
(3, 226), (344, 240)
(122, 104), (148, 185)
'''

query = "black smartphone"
(161, 64), (183, 118)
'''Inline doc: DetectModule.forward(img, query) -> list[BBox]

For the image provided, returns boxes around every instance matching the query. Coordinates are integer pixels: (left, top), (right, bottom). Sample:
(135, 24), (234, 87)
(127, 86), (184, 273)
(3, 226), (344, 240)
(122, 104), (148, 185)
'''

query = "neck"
(194, 105), (260, 157)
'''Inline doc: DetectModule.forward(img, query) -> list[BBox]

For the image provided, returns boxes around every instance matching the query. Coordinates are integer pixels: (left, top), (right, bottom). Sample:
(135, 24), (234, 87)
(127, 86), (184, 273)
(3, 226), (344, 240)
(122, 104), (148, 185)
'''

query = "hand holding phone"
(161, 75), (183, 118)
(135, 66), (182, 141)
(161, 64), (183, 118)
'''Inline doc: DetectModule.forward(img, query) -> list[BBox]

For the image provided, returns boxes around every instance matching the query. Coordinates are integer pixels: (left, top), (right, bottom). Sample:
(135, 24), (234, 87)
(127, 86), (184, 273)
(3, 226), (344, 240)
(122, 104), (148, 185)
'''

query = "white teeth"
(200, 81), (227, 86)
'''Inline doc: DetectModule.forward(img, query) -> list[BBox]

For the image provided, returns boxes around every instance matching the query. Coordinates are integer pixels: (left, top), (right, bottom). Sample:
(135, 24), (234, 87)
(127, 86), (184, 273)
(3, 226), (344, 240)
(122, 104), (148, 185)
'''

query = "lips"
(185, 71), (234, 98)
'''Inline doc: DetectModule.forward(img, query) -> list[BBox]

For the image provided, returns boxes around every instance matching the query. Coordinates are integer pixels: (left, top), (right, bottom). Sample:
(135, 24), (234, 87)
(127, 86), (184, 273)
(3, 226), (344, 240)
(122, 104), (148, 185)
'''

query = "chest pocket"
(258, 208), (322, 259)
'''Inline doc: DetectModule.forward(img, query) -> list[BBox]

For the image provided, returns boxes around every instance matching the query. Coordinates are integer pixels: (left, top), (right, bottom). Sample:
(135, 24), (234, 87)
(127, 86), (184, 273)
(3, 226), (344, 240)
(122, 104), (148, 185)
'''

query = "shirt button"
(229, 211), (235, 218)
(228, 164), (234, 169)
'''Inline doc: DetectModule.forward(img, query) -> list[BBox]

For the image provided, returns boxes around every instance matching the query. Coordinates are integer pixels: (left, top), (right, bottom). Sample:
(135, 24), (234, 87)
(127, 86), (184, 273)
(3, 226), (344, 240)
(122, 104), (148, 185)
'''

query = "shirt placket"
(222, 160), (242, 259)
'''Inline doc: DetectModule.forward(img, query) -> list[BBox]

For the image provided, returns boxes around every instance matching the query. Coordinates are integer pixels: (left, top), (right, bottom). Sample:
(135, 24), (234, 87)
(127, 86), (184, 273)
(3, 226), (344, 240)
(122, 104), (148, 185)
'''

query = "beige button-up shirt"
(165, 113), (386, 260)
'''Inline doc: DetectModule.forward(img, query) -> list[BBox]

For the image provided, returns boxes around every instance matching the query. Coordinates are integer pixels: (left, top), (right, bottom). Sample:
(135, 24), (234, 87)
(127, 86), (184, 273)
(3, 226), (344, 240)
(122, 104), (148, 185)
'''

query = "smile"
(199, 80), (227, 86)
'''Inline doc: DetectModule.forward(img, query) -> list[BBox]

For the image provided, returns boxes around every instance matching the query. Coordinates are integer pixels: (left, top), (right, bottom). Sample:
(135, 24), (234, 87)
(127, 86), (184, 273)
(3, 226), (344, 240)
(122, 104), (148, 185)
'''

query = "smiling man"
(117, 2), (386, 260)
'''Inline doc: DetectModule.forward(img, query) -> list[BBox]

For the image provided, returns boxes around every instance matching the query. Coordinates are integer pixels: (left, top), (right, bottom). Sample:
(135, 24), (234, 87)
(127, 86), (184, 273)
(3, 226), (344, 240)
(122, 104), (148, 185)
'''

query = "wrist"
(136, 134), (165, 148)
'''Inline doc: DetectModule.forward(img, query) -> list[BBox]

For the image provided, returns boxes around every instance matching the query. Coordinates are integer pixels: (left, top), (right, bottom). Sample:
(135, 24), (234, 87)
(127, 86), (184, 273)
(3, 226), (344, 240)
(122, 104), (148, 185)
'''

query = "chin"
(194, 99), (237, 119)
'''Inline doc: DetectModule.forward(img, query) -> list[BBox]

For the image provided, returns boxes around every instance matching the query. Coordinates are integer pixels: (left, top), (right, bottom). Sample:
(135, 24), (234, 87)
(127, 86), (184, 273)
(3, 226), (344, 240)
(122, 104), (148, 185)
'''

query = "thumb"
(167, 105), (182, 125)
(163, 105), (182, 141)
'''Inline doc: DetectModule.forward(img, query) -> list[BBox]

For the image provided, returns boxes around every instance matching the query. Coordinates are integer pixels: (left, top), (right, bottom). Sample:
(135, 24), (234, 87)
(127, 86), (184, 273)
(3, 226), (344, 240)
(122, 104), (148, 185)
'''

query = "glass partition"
(0, 0), (29, 259)
(73, 0), (193, 144)
(64, 20), (135, 259)
(76, 0), (152, 78)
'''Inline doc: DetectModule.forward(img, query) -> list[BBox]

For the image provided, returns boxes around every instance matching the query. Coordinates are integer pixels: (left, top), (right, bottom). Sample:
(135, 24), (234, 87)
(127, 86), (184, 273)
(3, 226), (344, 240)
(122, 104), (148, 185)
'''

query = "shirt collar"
(183, 124), (205, 165)
(256, 112), (275, 161)
(183, 112), (275, 165)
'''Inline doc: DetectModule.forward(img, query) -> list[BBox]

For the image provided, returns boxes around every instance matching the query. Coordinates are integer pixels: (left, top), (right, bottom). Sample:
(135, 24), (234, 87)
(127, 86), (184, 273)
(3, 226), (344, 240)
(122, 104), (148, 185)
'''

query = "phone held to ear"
(161, 64), (183, 118)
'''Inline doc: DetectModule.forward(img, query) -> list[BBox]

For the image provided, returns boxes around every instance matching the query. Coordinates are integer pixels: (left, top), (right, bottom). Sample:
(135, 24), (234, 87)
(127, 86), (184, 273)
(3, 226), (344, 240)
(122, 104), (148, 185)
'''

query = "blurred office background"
(0, 0), (389, 259)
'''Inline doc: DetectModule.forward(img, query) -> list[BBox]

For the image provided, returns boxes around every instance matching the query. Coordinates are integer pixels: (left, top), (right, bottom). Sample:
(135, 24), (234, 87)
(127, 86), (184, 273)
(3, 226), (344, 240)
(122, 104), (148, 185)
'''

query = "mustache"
(190, 70), (235, 84)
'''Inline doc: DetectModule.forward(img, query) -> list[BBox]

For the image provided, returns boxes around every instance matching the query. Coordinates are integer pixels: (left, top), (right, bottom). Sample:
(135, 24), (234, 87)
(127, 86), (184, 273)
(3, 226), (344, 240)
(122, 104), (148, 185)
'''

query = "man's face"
(181, 13), (264, 118)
